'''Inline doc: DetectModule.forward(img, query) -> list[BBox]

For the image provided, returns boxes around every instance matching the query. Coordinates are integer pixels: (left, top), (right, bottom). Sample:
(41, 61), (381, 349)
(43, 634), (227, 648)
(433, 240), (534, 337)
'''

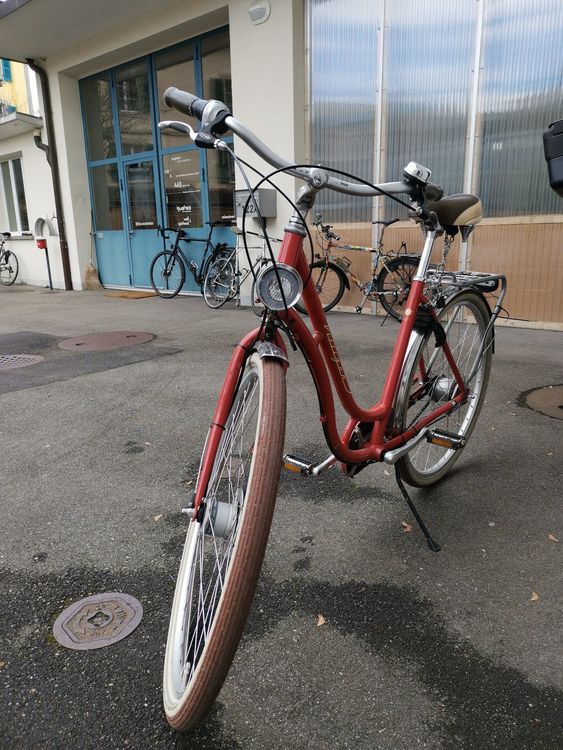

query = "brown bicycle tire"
(163, 354), (286, 731)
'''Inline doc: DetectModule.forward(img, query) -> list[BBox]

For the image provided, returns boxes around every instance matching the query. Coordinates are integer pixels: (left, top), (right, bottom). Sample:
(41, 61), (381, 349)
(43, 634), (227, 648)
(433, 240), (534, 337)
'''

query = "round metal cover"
(58, 331), (155, 351)
(524, 384), (563, 420)
(0, 354), (45, 370)
(52, 592), (143, 650)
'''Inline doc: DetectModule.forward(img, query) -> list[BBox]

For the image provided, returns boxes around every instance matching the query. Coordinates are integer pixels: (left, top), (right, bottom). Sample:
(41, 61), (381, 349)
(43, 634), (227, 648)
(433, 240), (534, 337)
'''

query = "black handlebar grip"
(164, 87), (208, 120)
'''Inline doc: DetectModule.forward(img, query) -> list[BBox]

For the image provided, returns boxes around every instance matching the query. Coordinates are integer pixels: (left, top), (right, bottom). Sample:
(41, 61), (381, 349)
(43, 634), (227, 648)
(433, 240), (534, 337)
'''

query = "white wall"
(0, 130), (63, 288)
(229, 0), (305, 303)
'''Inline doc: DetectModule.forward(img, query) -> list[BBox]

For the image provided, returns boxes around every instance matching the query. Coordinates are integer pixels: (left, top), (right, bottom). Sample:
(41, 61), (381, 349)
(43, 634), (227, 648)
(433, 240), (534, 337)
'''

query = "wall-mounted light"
(248, 0), (271, 25)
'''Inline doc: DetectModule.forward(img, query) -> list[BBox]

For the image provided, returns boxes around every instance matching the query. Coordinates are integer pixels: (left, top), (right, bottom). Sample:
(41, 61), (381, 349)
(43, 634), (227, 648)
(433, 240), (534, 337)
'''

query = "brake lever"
(158, 120), (197, 141)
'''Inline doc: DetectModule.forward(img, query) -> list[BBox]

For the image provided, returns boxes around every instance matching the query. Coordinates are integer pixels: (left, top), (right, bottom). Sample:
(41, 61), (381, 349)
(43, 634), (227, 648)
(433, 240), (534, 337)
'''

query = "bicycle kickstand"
(394, 467), (441, 552)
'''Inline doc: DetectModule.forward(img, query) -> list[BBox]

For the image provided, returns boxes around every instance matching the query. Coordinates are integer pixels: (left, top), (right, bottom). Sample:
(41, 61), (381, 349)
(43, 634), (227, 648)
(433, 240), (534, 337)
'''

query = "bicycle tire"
(394, 290), (493, 487)
(150, 251), (185, 298)
(203, 256), (236, 308)
(163, 353), (286, 730)
(0, 250), (19, 286)
(376, 256), (419, 321)
(295, 260), (346, 315)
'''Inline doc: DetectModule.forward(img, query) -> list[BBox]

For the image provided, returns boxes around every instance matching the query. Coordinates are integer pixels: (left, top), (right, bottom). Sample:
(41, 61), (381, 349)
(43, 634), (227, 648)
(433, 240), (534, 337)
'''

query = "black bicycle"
(149, 220), (235, 305)
(0, 232), (19, 286)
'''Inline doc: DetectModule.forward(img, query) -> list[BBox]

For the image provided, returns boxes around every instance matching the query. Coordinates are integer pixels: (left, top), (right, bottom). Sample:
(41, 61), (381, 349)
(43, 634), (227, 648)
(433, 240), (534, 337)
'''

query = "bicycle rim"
(377, 256), (418, 321)
(395, 291), (492, 487)
(163, 354), (286, 730)
(295, 262), (345, 314)
(0, 251), (18, 285)
(203, 257), (236, 308)
(150, 251), (185, 298)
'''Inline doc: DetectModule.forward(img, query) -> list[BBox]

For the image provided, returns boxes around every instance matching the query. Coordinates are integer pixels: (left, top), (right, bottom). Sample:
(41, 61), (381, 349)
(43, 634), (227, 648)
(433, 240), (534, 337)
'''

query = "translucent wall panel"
(478, 0), (563, 216)
(384, 0), (477, 218)
(309, 0), (379, 222)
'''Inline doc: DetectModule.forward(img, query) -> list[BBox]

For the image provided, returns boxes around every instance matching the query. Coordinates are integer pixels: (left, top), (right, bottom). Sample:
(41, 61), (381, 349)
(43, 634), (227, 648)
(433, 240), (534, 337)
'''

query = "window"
(1, 59), (12, 83)
(0, 157), (29, 233)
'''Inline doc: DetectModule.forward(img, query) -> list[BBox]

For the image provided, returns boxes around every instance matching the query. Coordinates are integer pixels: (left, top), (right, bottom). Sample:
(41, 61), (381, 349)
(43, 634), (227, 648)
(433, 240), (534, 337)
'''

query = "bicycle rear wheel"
(295, 261), (346, 315)
(376, 256), (418, 321)
(163, 353), (286, 730)
(0, 250), (19, 286)
(394, 291), (493, 487)
(150, 251), (185, 298)
(203, 256), (236, 308)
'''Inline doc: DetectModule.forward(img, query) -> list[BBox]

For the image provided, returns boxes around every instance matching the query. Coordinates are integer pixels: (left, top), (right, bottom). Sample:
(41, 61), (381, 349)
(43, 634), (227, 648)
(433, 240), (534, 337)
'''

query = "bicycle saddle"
(372, 218), (399, 227)
(2, 231), (11, 238)
(427, 194), (482, 228)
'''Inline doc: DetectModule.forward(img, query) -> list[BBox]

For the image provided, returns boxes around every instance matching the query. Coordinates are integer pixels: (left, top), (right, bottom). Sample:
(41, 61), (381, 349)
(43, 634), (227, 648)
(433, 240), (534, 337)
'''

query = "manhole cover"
(58, 331), (155, 351)
(52, 592), (143, 650)
(523, 384), (563, 420)
(0, 354), (45, 370)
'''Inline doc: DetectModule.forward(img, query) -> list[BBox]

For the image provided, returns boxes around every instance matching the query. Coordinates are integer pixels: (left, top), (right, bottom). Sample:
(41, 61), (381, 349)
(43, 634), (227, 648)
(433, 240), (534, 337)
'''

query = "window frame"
(0, 155), (30, 234)
(1, 59), (12, 83)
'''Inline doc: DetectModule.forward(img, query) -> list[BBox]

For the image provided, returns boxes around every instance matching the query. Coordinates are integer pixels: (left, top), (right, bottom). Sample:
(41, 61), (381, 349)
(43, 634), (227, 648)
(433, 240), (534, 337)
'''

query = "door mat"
(104, 290), (156, 299)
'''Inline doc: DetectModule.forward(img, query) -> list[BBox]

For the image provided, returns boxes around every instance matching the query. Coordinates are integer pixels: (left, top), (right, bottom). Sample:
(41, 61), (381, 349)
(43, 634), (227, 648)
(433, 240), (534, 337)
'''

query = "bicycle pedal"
(283, 454), (314, 475)
(427, 429), (466, 450)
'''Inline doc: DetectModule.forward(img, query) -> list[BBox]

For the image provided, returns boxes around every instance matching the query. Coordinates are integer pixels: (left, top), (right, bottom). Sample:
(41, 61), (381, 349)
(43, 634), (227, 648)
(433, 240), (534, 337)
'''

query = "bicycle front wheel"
(150, 251), (185, 298)
(0, 251), (19, 286)
(163, 353), (286, 731)
(203, 256), (236, 308)
(376, 256), (419, 321)
(394, 291), (493, 487)
(295, 261), (346, 315)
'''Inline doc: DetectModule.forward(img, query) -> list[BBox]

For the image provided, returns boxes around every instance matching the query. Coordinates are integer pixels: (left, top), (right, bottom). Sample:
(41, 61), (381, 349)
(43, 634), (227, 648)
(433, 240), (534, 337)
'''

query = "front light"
(255, 263), (303, 310)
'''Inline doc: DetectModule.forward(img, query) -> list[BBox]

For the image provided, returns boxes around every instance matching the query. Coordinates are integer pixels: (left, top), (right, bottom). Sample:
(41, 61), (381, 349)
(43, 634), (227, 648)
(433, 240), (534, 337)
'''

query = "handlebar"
(161, 87), (444, 207)
(312, 214), (340, 241)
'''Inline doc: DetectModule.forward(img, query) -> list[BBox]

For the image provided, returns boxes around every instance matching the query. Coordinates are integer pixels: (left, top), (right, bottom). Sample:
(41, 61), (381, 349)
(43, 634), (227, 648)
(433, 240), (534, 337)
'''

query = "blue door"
(82, 29), (235, 289)
(90, 163), (131, 287)
(123, 159), (161, 288)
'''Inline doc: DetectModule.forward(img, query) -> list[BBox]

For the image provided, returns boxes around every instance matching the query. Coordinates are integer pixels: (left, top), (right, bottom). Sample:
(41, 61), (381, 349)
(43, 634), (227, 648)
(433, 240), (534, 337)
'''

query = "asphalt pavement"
(0, 285), (561, 749)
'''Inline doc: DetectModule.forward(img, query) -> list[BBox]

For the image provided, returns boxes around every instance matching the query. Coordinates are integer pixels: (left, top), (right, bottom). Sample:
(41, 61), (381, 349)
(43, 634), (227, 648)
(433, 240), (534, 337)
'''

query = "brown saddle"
(427, 193), (482, 228)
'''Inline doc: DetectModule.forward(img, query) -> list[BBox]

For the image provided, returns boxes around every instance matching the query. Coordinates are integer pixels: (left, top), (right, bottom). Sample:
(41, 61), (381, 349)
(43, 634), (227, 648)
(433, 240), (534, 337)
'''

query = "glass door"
(123, 159), (161, 288)
(81, 29), (234, 290)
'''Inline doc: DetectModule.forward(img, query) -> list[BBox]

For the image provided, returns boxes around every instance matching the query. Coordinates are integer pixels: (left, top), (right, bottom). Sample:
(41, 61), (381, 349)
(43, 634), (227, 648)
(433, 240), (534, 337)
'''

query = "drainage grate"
(52, 592), (143, 650)
(522, 384), (563, 421)
(0, 354), (45, 370)
(58, 331), (155, 352)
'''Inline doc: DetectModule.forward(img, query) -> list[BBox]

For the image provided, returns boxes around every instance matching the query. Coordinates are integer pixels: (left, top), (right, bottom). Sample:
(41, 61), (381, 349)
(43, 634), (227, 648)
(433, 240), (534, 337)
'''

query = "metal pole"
(44, 247), (53, 291)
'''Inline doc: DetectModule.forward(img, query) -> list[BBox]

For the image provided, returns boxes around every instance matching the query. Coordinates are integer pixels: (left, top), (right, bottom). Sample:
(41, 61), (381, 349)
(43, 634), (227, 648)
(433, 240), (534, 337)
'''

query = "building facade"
(0, 0), (561, 327)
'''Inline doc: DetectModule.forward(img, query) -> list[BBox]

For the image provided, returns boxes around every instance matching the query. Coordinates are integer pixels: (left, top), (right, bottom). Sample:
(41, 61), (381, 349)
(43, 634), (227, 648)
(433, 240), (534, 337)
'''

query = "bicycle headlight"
(255, 263), (303, 310)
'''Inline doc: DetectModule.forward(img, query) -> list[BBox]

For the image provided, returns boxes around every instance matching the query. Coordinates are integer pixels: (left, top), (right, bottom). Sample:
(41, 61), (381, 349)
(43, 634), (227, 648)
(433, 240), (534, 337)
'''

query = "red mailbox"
(36, 238), (47, 250)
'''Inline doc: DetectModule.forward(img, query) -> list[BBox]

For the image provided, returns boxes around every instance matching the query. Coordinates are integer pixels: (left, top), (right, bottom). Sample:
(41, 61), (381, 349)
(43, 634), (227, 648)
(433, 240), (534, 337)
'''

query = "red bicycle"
(159, 89), (507, 731)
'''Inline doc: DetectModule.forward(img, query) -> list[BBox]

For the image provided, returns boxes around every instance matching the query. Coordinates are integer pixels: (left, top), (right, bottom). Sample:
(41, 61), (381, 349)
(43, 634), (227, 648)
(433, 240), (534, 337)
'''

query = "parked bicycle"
(301, 215), (420, 320)
(200, 229), (282, 311)
(0, 232), (19, 286)
(149, 219), (234, 304)
(159, 88), (506, 732)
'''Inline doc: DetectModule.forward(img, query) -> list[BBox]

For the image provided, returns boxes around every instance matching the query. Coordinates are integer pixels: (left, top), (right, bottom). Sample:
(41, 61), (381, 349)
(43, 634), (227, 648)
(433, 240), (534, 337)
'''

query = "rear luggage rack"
(428, 270), (502, 293)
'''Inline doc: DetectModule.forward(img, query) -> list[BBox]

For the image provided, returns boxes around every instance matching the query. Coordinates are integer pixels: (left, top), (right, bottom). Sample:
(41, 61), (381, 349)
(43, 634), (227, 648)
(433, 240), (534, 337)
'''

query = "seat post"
(414, 229), (437, 281)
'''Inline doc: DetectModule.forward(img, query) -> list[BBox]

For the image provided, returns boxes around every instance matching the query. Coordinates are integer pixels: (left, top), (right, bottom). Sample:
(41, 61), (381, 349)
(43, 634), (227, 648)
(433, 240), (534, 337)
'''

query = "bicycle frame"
(191, 222), (466, 516)
(161, 223), (230, 286)
(320, 232), (410, 291)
